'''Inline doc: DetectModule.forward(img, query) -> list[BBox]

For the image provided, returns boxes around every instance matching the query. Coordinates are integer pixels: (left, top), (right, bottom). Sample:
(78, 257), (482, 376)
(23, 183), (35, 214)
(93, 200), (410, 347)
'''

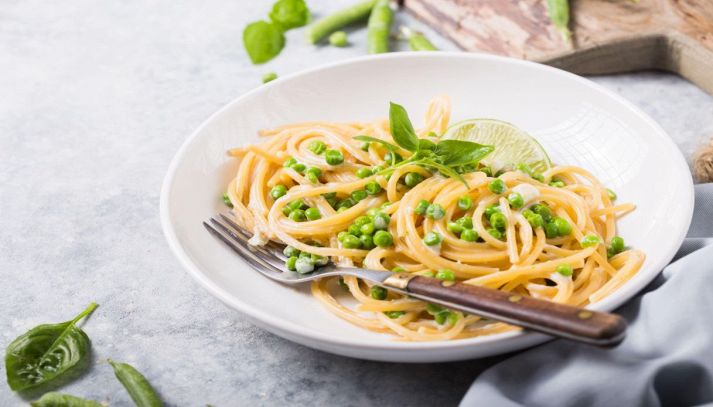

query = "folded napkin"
(462, 183), (713, 407)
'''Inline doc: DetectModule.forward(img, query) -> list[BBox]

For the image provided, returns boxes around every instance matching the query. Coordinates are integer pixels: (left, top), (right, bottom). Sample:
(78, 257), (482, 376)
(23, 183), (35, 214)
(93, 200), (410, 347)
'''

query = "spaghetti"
(224, 96), (645, 341)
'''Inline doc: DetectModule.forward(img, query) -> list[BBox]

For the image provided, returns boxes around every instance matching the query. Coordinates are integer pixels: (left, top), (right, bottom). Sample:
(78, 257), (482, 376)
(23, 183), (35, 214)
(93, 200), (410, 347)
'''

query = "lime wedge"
(442, 119), (551, 173)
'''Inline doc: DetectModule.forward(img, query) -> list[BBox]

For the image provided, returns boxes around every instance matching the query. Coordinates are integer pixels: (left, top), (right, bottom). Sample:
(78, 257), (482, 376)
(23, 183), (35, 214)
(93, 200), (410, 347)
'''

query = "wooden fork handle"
(383, 274), (627, 347)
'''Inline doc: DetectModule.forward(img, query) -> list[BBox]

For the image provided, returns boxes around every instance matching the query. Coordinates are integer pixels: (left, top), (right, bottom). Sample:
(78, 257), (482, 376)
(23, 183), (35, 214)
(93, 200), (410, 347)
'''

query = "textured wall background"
(1, 0), (712, 405)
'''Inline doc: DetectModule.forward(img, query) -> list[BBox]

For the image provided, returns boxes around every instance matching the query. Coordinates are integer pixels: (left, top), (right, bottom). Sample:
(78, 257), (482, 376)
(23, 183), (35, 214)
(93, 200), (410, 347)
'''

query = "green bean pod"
(31, 392), (102, 407)
(109, 360), (163, 407)
(400, 27), (438, 51)
(305, 0), (377, 44)
(367, 0), (393, 54)
(546, 0), (571, 42)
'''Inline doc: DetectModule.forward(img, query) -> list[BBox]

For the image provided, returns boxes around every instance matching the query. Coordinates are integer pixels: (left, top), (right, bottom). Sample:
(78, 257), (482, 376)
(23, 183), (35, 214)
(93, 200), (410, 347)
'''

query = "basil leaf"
(5, 303), (97, 392)
(421, 158), (469, 187)
(353, 135), (399, 152)
(418, 138), (437, 151)
(31, 392), (102, 407)
(243, 21), (285, 64)
(434, 140), (494, 166)
(269, 0), (310, 30)
(389, 102), (419, 152)
(109, 360), (163, 407)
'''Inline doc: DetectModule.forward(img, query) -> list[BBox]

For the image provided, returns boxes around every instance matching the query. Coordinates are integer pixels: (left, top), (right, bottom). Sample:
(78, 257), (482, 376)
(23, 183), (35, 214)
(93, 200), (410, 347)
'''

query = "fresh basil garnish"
(31, 392), (102, 407)
(388, 102), (420, 152)
(269, 0), (310, 30)
(242, 21), (285, 64)
(434, 139), (494, 166)
(353, 135), (399, 152)
(5, 303), (97, 392)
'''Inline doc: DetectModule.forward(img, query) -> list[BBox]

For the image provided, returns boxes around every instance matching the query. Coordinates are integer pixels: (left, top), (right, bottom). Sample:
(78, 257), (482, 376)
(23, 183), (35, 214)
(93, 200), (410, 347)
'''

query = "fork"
(204, 212), (627, 347)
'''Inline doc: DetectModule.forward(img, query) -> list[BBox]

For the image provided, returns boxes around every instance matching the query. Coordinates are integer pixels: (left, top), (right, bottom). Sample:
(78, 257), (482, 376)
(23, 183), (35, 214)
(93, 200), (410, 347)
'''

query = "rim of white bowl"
(159, 52), (694, 354)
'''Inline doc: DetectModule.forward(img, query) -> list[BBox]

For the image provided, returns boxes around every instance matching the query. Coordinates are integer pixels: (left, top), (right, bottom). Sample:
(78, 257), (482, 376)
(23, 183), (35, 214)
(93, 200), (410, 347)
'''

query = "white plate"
(160, 53), (693, 362)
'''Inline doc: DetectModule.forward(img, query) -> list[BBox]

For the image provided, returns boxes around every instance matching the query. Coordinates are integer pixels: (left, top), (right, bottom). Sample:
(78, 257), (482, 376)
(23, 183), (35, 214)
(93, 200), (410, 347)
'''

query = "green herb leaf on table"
(434, 140), (495, 166)
(388, 102), (420, 152)
(243, 21), (286, 64)
(109, 359), (163, 407)
(269, 0), (310, 31)
(5, 303), (98, 392)
(31, 392), (102, 407)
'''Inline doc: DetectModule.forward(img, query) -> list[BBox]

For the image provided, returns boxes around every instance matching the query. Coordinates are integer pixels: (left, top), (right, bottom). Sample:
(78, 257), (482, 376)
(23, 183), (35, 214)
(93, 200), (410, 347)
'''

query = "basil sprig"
(358, 102), (494, 186)
(5, 303), (97, 392)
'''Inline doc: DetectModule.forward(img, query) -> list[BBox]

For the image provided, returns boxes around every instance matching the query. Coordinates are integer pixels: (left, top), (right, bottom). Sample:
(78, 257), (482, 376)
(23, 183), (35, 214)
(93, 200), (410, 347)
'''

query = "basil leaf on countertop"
(5, 303), (97, 392)
(109, 359), (163, 407)
(434, 139), (495, 166)
(269, 0), (310, 30)
(388, 102), (419, 152)
(243, 21), (286, 64)
(31, 392), (102, 407)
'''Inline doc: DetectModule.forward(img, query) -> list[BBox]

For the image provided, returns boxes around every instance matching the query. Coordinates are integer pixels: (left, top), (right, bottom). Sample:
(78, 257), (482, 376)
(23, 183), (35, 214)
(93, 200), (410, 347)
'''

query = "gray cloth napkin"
(461, 183), (713, 407)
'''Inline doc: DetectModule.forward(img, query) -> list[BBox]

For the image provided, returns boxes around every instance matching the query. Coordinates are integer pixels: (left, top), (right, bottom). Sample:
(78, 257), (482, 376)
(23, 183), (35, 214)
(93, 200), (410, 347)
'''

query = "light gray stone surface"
(1, 1), (712, 406)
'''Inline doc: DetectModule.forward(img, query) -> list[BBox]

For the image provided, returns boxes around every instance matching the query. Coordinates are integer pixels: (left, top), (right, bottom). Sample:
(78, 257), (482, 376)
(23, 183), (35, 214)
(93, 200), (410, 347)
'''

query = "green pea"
(372, 165), (384, 173)
(488, 179), (506, 194)
(289, 209), (306, 222)
(531, 204), (552, 222)
(447, 222), (463, 234)
(338, 277), (349, 291)
(457, 195), (473, 211)
(325, 196), (338, 207)
(355, 216), (371, 227)
(435, 269), (455, 281)
(283, 246), (300, 257)
(329, 30), (349, 47)
(286, 256), (298, 271)
(222, 192), (233, 208)
(351, 189), (367, 202)
(490, 212), (507, 231)
(553, 217), (572, 236)
(299, 251), (311, 259)
(282, 206), (292, 216)
(305, 207), (321, 221)
(556, 263), (573, 276)
(391, 266), (405, 273)
(423, 231), (442, 246)
(356, 167), (373, 178)
(426, 303), (444, 315)
(342, 234), (361, 249)
(283, 157), (297, 168)
(544, 221), (559, 238)
(305, 167), (322, 178)
(325, 149), (344, 165)
(360, 222), (375, 235)
(480, 166), (493, 177)
(262, 72), (278, 83)
(373, 230), (393, 247)
(487, 228), (502, 240)
(336, 198), (355, 210)
(446, 312), (459, 325)
(337, 231), (348, 242)
(270, 184), (287, 199)
(337, 206), (348, 213)
(373, 212), (390, 230)
(295, 257), (315, 274)
(426, 203), (445, 220)
(322, 192), (337, 199)
(291, 162), (306, 173)
(361, 141), (371, 151)
(404, 172), (423, 187)
(306, 172), (319, 184)
(508, 192), (524, 209)
(288, 199), (307, 210)
(360, 234), (375, 249)
(549, 180), (565, 188)
(383, 151), (403, 164)
(311, 253), (328, 266)
(348, 224), (362, 236)
(434, 311), (450, 325)
(365, 181), (382, 195)
(461, 229), (478, 242)
(456, 216), (474, 229)
(526, 213), (544, 229)
(385, 310), (405, 319)
(414, 200), (429, 215)
(308, 140), (327, 155)
(532, 172), (544, 182)
(484, 205), (501, 218)
(607, 188), (617, 201)
(370, 286), (387, 300)
(581, 235), (601, 248)
(610, 236), (625, 254)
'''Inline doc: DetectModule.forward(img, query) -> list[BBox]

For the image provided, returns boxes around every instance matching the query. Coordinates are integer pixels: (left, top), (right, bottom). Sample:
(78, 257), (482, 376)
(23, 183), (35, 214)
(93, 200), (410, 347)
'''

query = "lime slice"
(442, 119), (551, 173)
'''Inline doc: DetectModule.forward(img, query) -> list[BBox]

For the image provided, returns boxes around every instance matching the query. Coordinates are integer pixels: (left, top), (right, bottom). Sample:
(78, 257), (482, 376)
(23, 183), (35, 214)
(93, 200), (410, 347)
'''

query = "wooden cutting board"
(402, 0), (713, 95)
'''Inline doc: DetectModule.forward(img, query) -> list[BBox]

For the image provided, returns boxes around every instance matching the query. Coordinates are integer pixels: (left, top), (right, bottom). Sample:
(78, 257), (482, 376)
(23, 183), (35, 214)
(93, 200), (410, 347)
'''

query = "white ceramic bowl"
(160, 53), (693, 362)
